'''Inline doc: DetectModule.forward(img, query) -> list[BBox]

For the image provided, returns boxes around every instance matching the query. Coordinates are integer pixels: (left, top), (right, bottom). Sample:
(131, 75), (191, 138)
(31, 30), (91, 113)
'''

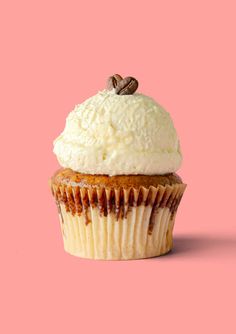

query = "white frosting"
(53, 89), (182, 175)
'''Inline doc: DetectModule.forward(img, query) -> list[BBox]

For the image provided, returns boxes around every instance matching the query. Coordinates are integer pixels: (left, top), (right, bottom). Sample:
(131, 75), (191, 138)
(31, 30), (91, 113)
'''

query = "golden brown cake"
(51, 169), (186, 259)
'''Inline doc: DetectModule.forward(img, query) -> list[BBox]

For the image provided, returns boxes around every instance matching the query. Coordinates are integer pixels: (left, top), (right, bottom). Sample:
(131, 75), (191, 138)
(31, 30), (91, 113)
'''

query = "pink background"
(1, 0), (236, 333)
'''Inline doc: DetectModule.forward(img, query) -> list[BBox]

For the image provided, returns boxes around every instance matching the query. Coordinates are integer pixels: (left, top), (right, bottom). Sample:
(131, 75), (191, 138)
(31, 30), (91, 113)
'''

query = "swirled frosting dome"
(53, 89), (182, 176)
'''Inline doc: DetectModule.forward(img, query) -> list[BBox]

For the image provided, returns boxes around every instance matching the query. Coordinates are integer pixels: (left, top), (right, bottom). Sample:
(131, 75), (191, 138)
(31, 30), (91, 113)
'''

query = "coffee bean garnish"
(107, 74), (123, 90)
(115, 77), (139, 95)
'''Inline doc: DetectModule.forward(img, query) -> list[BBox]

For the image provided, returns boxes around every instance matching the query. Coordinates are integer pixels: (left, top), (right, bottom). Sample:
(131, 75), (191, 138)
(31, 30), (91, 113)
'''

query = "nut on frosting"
(53, 88), (182, 176)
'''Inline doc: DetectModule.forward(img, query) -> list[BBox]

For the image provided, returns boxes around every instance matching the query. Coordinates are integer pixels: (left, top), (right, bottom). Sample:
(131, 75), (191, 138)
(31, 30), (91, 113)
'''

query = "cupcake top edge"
(51, 168), (183, 189)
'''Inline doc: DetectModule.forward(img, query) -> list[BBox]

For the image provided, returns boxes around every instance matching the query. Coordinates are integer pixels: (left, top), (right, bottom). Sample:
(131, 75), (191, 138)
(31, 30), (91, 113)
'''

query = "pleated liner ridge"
(51, 183), (186, 260)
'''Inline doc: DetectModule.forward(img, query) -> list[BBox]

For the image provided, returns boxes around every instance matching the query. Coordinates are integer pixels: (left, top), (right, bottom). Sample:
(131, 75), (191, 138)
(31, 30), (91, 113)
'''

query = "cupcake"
(50, 74), (186, 260)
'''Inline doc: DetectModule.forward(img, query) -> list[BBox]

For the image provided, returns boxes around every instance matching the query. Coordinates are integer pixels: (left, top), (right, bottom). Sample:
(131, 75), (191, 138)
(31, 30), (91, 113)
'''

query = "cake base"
(51, 168), (186, 260)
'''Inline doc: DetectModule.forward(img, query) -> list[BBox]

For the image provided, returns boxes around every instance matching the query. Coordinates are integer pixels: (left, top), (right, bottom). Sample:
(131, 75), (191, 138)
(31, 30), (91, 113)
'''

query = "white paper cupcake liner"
(52, 183), (186, 260)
